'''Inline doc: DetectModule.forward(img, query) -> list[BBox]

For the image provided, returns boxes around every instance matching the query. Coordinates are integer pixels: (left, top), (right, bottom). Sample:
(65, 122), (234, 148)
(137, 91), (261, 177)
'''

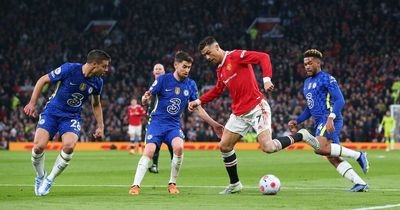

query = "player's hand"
(23, 102), (37, 117)
(288, 120), (298, 134)
(264, 81), (274, 92)
(326, 118), (335, 134)
(93, 127), (104, 140)
(188, 101), (199, 112)
(213, 124), (224, 139)
(141, 91), (151, 105)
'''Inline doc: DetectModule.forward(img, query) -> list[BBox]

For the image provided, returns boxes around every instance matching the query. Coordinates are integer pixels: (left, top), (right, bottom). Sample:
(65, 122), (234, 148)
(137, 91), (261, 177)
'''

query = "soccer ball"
(259, 174), (281, 195)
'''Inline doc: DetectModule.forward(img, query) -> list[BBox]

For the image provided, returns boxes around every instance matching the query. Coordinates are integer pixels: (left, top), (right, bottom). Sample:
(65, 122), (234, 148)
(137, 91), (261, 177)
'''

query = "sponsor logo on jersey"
(306, 92), (314, 109)
(38, 119), (45, 125)
(79, 83), (87, 91)
(223, 73), (238, 84)
(175, 87), (180, 95)
(184, 90), (189, 96)
(226, 63), (232, 71)
(147, 135), (153, 140)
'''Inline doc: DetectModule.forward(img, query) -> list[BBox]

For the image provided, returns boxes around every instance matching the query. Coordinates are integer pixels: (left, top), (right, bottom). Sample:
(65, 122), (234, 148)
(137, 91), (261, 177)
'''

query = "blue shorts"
(145, 123), (185, 149)
(37, 112), (81, 139)
(315, 117), (343, 144)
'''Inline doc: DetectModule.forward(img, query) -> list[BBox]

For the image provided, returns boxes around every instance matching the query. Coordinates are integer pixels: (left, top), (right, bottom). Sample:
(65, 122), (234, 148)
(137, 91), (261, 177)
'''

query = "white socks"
(336, 161), (366, 185)
(132, 154), (184, 187)
(31, 149), (45, 177)
(169, 154), (183, 184)
(47, 150), (73, 181)
(133, 156), (151, 186)
(330, 144), (361, 160)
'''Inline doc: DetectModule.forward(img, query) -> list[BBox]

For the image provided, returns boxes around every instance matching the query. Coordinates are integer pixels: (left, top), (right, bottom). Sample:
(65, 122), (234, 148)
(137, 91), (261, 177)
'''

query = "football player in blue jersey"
(24, 49), (111, 196)
(129, 51), (223, 195)
(288, 49), (369, 192)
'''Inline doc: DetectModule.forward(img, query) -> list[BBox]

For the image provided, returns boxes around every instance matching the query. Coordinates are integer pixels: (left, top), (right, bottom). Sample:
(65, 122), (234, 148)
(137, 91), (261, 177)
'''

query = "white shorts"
(225, 99), (272, 137)
(128, 125), (142, 137)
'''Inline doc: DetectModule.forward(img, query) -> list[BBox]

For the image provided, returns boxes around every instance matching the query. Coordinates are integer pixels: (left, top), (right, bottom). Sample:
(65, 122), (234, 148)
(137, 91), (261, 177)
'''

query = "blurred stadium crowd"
(0, 0), (399, 147)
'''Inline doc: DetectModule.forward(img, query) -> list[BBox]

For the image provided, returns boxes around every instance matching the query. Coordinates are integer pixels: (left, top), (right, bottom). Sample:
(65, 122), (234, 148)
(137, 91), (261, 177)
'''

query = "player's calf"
(43, 150), (73, 196)
(259, 132), (303, 153)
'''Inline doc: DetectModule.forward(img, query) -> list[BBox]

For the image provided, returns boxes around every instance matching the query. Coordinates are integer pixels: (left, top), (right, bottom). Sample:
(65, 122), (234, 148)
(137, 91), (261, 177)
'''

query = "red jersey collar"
(218, 50), (234, 68)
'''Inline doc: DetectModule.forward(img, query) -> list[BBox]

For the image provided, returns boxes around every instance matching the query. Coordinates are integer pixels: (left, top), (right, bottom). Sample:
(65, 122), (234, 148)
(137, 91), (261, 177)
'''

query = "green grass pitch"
(1, 150), (399, 210)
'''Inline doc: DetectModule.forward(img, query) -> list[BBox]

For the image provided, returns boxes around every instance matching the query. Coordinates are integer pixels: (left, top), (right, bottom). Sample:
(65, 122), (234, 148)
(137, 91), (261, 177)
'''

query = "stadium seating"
(0, 0), (399, 143)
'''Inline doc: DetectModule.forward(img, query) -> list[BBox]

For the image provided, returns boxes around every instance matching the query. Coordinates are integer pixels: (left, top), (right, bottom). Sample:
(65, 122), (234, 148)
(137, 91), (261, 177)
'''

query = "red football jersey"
(127, 105), (146, 126)
(199, 50), (272, 115)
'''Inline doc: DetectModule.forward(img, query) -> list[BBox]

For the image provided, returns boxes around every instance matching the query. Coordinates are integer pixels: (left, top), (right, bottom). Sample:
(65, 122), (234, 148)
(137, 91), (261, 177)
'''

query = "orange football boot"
(168, 183), (180, 194)
(128, 185), (140, 195)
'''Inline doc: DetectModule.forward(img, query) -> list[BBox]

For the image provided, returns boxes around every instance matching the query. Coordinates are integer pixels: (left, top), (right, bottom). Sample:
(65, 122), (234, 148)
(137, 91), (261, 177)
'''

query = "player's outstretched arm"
(24, 74), (51, 117)
(194, 105), (224, 138)
(236, 50), (274, 92)
(91, 95), (104, 139)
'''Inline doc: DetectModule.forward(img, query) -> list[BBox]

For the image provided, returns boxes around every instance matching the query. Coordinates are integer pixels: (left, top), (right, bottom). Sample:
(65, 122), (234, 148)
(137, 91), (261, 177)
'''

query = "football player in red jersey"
(189, 36), (319, 194)
(127, 99), (146, 154)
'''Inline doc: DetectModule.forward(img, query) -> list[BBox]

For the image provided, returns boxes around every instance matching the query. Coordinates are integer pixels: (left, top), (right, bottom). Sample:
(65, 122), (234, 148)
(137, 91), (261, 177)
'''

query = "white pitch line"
(0, 184), (400, 192)
(350, 204), (400, 210)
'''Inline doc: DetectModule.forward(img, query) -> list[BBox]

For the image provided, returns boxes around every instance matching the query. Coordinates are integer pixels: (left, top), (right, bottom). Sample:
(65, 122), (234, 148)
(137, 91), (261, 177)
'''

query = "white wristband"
(328, 113), (336, 119)
(263, 77), (271, 83)
(194, 99), (202, 105)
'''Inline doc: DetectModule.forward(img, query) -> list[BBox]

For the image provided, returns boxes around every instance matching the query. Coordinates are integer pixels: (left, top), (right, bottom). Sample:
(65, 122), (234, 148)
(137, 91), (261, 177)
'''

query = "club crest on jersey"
(54, 67), (61, 75)
(312, 83), (317, 89)
(175, 87), (180, 95)
(79, 83), (87, 91)
(226, 63), (232, 71)
(88, 87), (93, 94)
(184, 90), (189, 96)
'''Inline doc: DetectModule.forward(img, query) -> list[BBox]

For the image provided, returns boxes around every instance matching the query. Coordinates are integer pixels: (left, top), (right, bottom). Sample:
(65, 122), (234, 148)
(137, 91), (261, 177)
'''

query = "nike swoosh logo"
(165, 89), (172, 91)
(70, 82), (77, 85)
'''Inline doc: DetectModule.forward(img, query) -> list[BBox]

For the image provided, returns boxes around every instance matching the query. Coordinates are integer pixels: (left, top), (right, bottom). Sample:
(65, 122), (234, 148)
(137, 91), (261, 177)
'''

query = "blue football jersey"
(148, 73), (198, 128)
(303, 71), (343, 120)
(45, 63), (103, 116)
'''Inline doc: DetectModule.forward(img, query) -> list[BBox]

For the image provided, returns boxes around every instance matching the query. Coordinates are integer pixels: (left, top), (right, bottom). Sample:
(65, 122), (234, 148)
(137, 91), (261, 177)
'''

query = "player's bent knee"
(261, 145), (276, 153)
(62, 146), (75, 154)
(218, 143), (233, 153)
(33, 145), (45, 154)
(260, 140), (277, 153)
(143, 143), (157, 158)
(173, 148), (183, 156)
(314, 147), (329, 156)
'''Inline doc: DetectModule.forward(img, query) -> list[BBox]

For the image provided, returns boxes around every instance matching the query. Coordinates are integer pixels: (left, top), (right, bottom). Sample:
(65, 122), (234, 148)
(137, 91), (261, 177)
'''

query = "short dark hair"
(174, 51), (193, 63)
(86, 49), (111, 63)
(304, 49), (323, 60)
(198, 36), (217, 51)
